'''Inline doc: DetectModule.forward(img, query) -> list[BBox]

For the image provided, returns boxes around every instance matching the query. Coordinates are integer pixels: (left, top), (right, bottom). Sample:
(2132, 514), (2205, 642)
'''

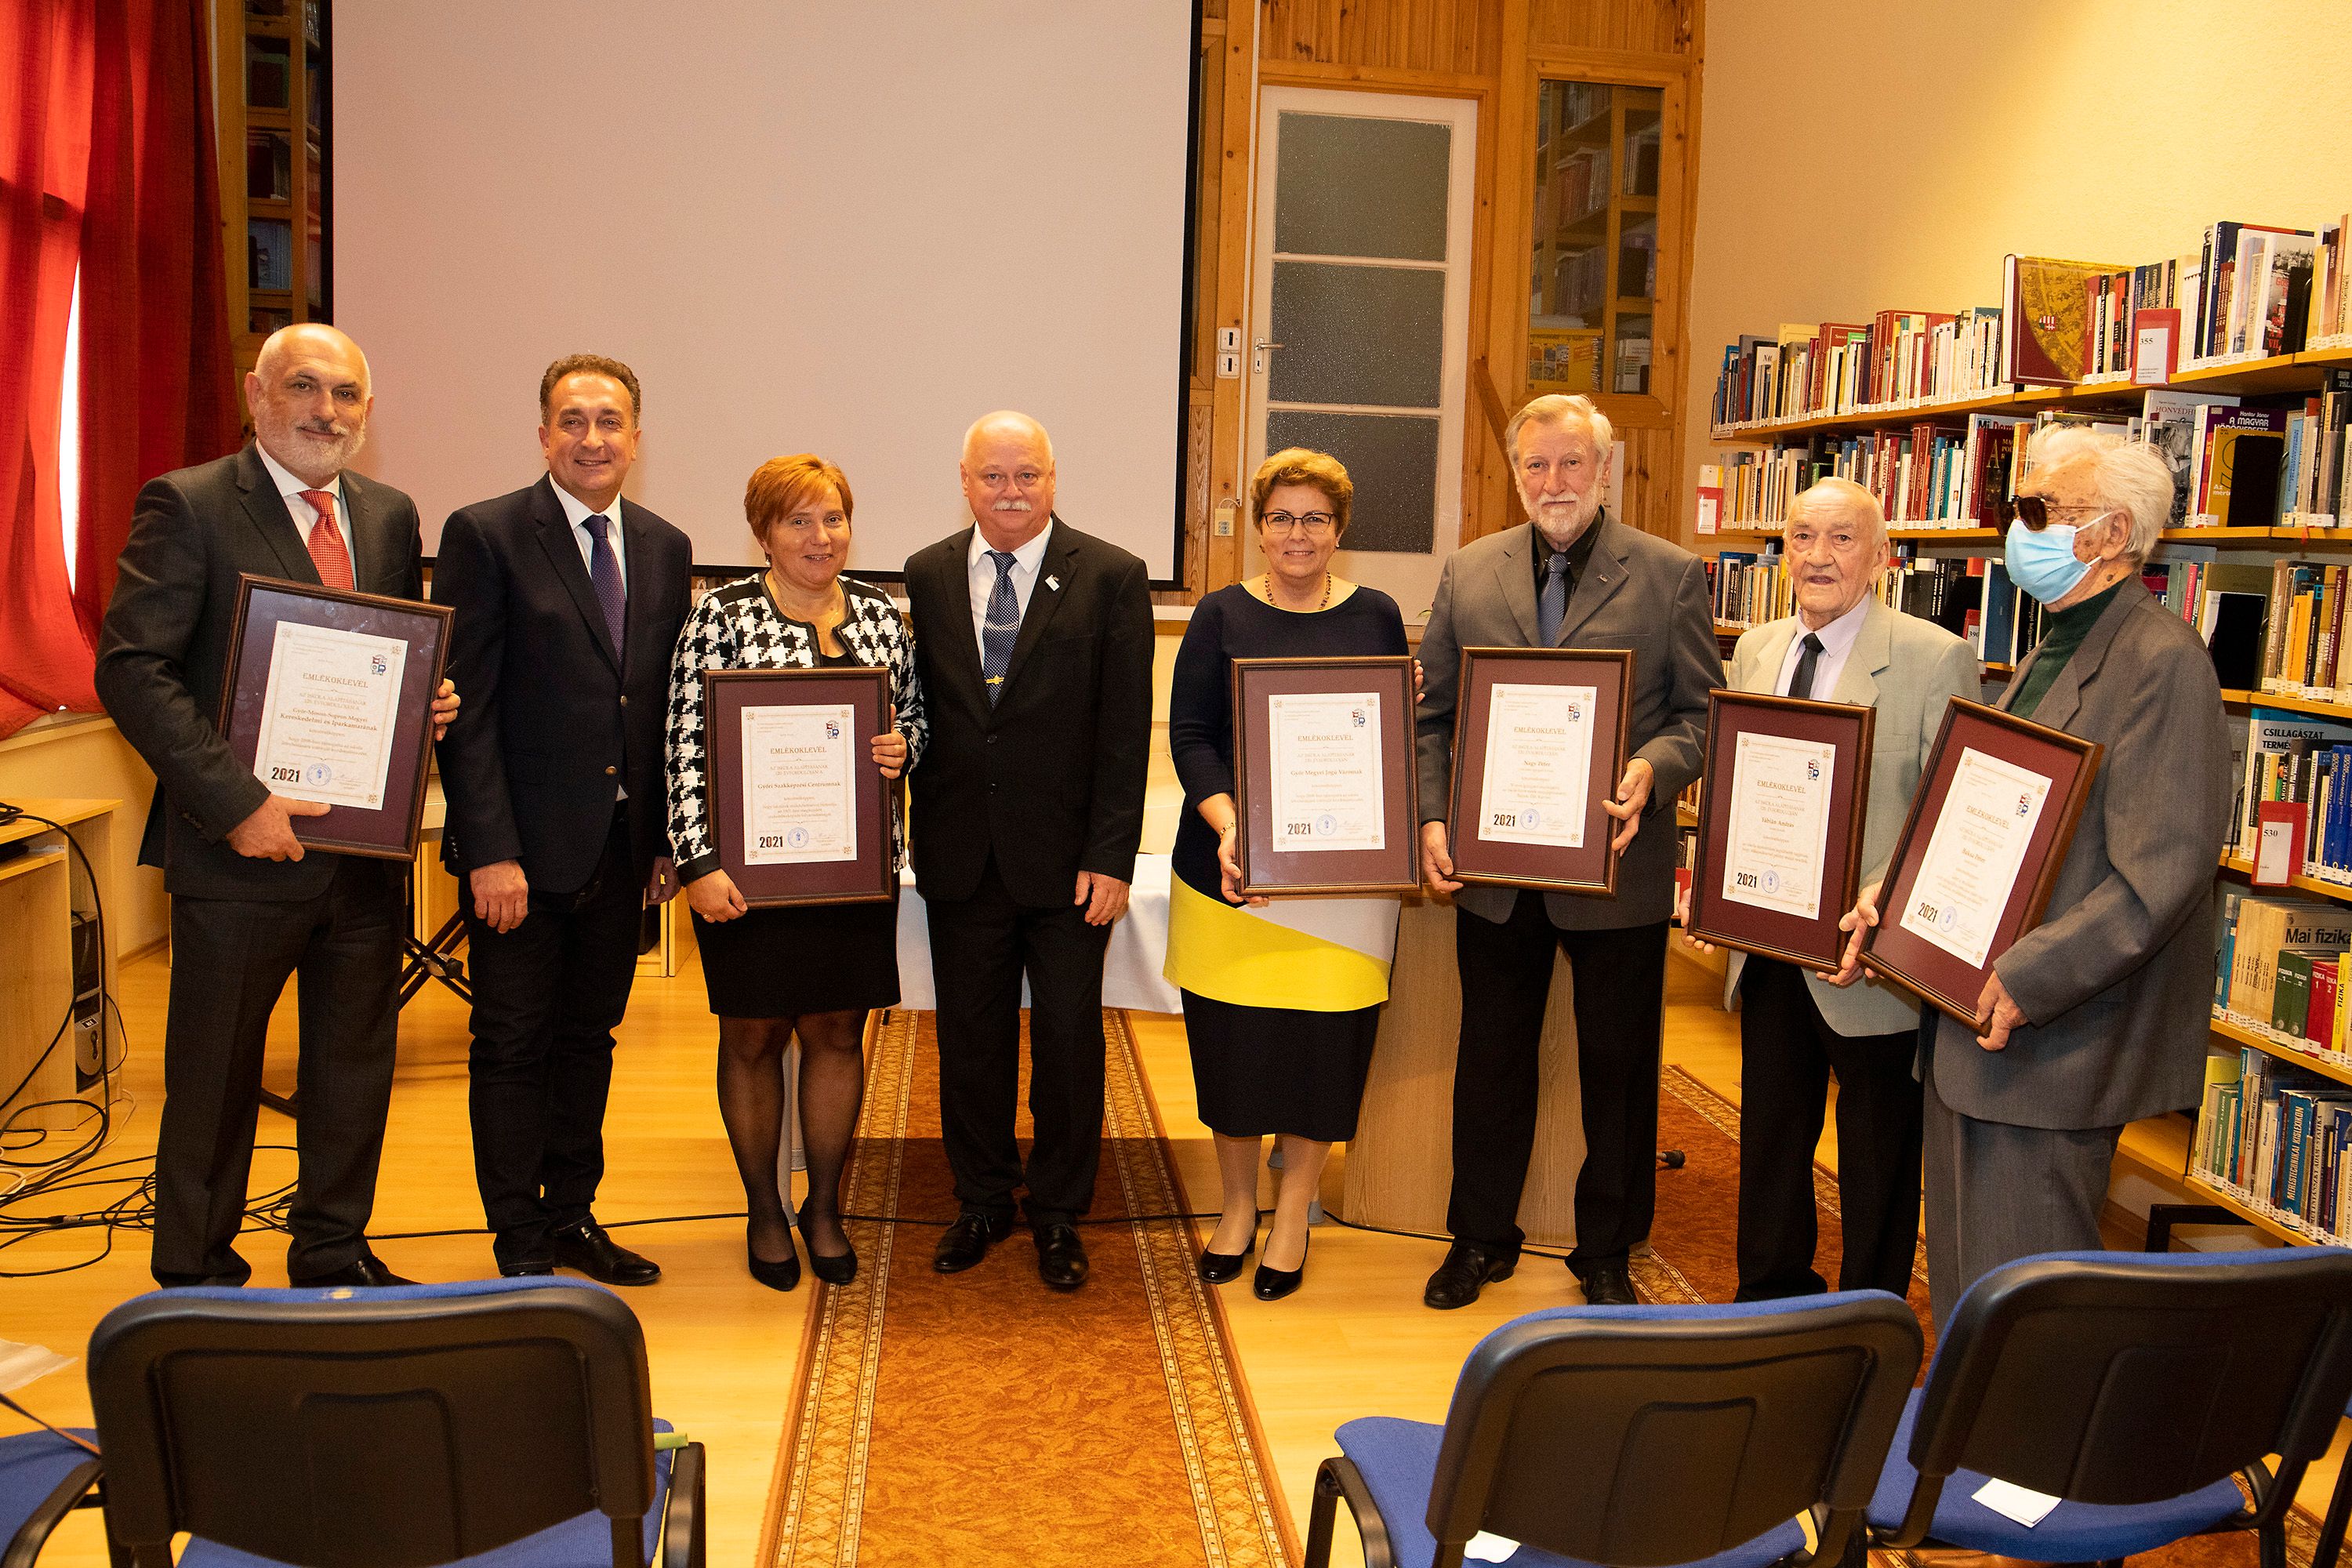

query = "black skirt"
(1181, 989), (1381, 1142)
(693, 895), (900, 1018)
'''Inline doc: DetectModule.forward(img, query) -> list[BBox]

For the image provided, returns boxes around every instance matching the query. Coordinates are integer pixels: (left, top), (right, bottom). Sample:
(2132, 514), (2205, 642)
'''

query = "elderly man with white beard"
(96, 323), (458, 1287)
(1414, 393), (1718, 1309)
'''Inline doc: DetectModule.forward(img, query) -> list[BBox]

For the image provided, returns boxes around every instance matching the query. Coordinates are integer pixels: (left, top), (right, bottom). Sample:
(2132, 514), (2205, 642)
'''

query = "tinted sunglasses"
(1992, 494), (2109, 531)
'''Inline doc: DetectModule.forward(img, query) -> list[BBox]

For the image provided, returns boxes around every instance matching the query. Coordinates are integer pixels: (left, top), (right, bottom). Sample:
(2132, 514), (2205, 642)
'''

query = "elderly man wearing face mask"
(1680, 477), (1978, 1305)
(1840, 425), (2230, 1327)
(1415, 392), (1718, 1310)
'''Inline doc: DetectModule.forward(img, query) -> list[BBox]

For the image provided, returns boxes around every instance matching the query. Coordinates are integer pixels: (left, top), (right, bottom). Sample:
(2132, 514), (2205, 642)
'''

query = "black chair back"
(1424, 1295), (1923, 1568)
(1881, 1249), (2352, 1545)
(85, 1280), (661, 1568)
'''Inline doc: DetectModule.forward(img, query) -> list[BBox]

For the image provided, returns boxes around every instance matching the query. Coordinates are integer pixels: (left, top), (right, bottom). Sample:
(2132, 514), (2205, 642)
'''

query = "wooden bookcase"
(211, 0), (334, 395)
(0, 800), (119, 1142)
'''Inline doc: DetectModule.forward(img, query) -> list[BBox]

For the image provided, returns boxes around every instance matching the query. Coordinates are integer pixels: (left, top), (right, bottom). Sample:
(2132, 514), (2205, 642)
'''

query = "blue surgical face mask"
(2005, 517), (2094, 605)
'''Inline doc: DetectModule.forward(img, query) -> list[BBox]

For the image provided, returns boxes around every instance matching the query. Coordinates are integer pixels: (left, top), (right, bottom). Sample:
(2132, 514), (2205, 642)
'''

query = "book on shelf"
(2002, 255), (2130, 387)
(2193, 1046), (2352, 1241)
(2220, 895), (2352, 1034)
(2231, 710), (2352, 866)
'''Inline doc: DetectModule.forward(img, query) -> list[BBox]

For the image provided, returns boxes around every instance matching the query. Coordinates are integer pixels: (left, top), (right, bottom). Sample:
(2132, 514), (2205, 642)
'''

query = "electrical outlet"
(1215, 350), (1240, 379)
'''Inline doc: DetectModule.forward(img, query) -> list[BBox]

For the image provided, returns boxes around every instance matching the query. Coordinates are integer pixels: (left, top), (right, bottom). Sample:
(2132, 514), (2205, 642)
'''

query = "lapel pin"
(1045, 574), (1061, 592)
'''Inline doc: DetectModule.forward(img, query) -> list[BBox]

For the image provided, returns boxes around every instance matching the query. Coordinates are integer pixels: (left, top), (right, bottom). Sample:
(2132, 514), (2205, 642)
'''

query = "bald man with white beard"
(901, 412), (1154, 1290)
(96, 323), (457, 1288)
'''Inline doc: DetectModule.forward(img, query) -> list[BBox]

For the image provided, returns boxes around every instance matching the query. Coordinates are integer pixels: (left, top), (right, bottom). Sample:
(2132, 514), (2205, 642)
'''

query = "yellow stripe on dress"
(1162, 874), (1396, 1013)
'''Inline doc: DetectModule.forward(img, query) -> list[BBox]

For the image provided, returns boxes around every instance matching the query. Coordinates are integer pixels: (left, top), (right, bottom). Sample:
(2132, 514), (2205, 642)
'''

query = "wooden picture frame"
(1860, 698), (2102, 1028)
(702, 666), (895, 908)
(1232, 655), (1420, 896)
(1446, 647), (1635, 895)
(1684, 688), (1876, 971)
(216, 573), (452, 860)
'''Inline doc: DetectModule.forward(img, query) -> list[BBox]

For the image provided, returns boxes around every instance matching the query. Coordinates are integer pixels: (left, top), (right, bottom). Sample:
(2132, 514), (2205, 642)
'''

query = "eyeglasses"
(1994, 494), (2113, 532)
(1261, 511), (1337, 536)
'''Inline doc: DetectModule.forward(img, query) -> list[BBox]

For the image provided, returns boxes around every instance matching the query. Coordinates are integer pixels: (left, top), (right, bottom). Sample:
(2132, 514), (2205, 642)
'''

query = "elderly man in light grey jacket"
(1849, 426), (2230, 1327)
(1691, 477), (1979, 1304)
(1416, 393), (1719, 1310)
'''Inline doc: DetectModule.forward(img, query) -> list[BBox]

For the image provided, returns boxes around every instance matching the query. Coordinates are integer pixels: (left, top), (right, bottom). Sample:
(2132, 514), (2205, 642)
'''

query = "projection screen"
(334, 2), (1196, 579)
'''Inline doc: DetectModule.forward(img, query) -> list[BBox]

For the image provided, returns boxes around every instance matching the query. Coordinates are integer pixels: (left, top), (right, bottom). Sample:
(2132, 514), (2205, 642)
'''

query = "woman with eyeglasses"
(1162, 448), (1408, 1301)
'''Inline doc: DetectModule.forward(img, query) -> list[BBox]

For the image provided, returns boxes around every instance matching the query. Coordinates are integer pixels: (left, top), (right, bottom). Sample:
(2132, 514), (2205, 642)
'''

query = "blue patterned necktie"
(583, 512), (626, 655)
(1537, 550), (1569, 646)
(982, 550), (1019, 704)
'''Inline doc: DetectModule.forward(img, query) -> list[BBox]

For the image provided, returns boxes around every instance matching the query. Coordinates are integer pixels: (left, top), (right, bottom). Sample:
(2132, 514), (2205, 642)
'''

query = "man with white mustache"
(1414, 392), (1718, 1310)
(901, 411), (1154, 1290)
(97, 322), (459, 1288)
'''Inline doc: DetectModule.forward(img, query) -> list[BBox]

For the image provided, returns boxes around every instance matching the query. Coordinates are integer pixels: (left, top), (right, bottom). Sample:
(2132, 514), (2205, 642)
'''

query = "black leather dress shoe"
(1252, 1235), (1308, 1301)
(1422, 1241), (1516, 1310)
(1197, 1236), (1254, 1284)
(550, 1218), (662, 1286)
(798, 1212), (858, 1287)
(498, 1260), (555, 1278)
(291, 1254), (416, 1289)
(1576, 1258), (1639, 1305)
(1035, 1223), (1090, 1290)
(748, 1239), (800, 1293)
(933, 1210), (1014, 1273)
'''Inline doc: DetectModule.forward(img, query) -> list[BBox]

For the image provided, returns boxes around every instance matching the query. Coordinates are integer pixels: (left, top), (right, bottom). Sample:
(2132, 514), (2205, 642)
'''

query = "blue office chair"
(1867, 1248), (2352, 1568)
(1307, 1292), (1924, 1568)
(84, 1276), (703, 1568)
(0, 1426), (102, 1566)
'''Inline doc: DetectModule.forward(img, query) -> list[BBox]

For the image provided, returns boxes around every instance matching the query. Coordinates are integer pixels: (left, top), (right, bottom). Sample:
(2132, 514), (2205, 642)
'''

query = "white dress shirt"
(256, 442), (354, 563)
(965, 517), (1054, 662)
(1773, 592), (1871, 699)
(554, 481), (628, 593)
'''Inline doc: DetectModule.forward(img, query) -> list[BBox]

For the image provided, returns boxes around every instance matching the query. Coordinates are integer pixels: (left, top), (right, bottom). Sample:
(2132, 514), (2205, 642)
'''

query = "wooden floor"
(7, 935), (2342, 1565)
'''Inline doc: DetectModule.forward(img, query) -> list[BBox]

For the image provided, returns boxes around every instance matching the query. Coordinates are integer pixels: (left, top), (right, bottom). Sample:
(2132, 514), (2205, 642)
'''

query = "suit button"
(618, 695), (629, 707)
(604, 765), (618, 776)
(985, 735), (996, 745)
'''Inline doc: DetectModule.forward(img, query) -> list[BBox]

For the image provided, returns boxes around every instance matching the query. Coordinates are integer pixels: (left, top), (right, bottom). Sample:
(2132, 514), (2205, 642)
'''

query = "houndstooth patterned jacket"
(664, 573), (927, 883)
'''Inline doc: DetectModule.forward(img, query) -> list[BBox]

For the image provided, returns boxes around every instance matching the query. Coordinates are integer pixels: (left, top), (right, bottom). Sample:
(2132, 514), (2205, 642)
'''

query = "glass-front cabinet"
(1527, 78), (1666, 403)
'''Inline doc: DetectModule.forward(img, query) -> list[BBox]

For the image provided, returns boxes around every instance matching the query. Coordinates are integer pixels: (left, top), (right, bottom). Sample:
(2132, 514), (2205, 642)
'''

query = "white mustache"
(299, 421), (353, 439)
(992, 499), (1033, 513)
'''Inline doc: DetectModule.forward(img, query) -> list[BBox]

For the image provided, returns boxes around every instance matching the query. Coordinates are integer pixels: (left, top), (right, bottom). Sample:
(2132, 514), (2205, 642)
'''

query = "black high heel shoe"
(1197, 1234), (1255, 1284)
(747, 1230), (800, 1293)
(1253, 1233), (1308, 1301)
(798, 1210), (858, 1287)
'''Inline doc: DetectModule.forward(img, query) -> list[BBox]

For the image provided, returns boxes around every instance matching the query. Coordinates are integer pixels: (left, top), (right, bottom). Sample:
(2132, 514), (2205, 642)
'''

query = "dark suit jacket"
(1414, 515), (1719, 929)
(1925, 578), (2232, 1129)
(432, 476), (693, 895)
(902, 517), (1153, 907)
(95, 443), (423, 902)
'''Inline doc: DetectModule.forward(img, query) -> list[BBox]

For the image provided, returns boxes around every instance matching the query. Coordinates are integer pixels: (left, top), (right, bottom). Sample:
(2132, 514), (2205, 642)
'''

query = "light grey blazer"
(1417, 514), (1718, 930)
(1719, 597), (1982, 1036)
(1925, 577), (2230, 1130)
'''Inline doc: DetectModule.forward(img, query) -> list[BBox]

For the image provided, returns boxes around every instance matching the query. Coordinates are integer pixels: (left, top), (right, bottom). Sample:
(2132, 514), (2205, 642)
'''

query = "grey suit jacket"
(95, 444), (423, 902)
(1925, 577), (2230, 1130)
(1417, 514), (1717, 930)
(1719, 598), (1982, 1036)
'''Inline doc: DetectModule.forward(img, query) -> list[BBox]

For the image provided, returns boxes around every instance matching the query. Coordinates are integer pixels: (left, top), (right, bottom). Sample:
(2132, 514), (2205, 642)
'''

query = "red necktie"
(299, 489), (354, 591)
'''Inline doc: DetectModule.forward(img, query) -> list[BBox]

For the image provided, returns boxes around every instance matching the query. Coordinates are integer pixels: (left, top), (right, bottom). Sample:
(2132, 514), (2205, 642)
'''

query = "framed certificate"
(1232, 655), (1419, 896)
(702, 666), (895, 908)
(217, 574), (452, 859)
(1684, 690), (1876, 970)
(1860, 698), (2102, 1027)
(1446, 647), (1634, 895)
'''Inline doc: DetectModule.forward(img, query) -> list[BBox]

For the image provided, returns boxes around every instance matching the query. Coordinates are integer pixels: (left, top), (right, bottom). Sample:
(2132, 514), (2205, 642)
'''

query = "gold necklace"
(1264, 571), (1330, 612)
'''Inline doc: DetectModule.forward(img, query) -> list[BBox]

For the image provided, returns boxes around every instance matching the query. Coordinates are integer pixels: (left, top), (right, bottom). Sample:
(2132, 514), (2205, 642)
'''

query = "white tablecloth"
(892, 853), (1181, 1014)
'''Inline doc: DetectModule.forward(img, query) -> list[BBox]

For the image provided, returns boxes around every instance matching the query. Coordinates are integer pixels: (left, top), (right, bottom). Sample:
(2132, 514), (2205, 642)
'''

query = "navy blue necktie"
(982, 550), (1019, 704)
(583, 513), (626, 655)
(1537, 550), (1569, 646)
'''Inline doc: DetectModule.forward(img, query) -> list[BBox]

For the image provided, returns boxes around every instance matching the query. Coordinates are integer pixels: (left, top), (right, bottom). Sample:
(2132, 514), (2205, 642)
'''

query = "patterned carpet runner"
(757, 1009), (1296, 1568)
(1646, 1065), (2324, 1568)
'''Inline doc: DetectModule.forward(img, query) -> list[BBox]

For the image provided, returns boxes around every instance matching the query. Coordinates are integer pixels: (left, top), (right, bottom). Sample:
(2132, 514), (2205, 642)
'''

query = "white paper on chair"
(1463, 1532), (1521, 1562)
(1971, 1477), (2061, 1526)
(0, 1339), (73, 1393)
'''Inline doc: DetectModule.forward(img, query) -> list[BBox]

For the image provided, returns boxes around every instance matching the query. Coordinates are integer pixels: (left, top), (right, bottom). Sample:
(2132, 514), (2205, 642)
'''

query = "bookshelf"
(212, 0), (334, 391)
(1526, 79), (1666, 401)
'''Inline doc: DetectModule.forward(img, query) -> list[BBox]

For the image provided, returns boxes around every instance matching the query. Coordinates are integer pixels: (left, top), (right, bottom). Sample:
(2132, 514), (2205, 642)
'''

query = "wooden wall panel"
(1527, 0), (1692, 56)
(1258, 0), (1500, 79)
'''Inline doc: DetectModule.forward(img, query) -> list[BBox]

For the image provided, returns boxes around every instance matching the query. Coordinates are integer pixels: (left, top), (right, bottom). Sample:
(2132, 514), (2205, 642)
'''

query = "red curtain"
(0, 0), (236, 739)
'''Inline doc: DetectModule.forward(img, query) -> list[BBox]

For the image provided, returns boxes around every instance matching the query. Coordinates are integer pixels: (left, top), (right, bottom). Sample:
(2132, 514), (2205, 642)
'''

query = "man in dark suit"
(1414, 393), (1718, 1310)
(433, 354), (693, 1283)
(96, 323), (458, 1288)
(902, 410), (1153, 1290)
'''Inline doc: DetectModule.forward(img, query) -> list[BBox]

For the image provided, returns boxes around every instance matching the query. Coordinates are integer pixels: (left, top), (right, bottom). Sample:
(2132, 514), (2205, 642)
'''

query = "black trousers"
(1734, 958), (1924, 1301)
(153, 858), (402, 1284)
(1447, 894), (1668, 1270)
(926, 857), (1112, 1226)
(463, 810), (643, 1267)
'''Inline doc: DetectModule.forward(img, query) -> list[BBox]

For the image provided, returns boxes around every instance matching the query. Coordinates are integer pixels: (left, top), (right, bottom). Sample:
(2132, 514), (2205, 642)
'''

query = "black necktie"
(583, 513), (625, 655)
(1788, 632), (1825, 701)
